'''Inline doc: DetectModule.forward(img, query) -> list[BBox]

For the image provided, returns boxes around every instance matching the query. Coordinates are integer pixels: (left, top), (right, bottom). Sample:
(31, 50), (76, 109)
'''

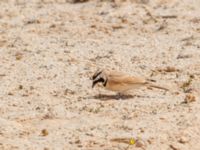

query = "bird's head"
(91, 69), (107, 88)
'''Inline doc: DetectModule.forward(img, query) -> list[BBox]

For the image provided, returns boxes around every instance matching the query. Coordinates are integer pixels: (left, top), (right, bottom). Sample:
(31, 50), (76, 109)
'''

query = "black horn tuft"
(92, 69), (103, 80)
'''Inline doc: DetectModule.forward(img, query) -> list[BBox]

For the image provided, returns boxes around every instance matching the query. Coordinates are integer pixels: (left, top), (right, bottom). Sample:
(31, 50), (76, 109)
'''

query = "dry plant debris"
(183, 94), (196, 104)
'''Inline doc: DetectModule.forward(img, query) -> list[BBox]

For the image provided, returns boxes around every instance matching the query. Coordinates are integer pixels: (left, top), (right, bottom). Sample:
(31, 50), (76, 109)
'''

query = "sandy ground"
(0, 0), (200, 149)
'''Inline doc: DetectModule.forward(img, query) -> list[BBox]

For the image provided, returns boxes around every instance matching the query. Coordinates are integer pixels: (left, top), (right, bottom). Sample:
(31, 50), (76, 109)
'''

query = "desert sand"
(0, 0), (200, 149)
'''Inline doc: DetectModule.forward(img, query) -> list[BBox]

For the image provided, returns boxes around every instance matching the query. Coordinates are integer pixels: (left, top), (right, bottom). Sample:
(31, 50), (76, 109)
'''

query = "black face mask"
(92, 77), (105, 88)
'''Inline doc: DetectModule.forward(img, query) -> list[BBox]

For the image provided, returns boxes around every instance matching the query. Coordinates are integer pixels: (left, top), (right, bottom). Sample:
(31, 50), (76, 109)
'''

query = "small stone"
(64, 88), (75, 95)
(178, 136), (189, 144)
(177, 54), (192, 59)
(67, 0), (88, 3)
(189, 74), (195, 79)
(30, 86), (34, 90)
(49, 24), (56, 28)
(15, 52), (23, 60)
(75, 139), (81, 144)
(184, 94), (196, 103)
(41, 129), (48, 136)
(139, 128), (145, 133)
(35, 106), (40, 110)
(147, 138), (154, 144)
(77, 144), (83, 147)
(174, 91), (180, 95)
(169, 144), (180, 150)
(165, 66), (177, 72)
(22, 93), (29, 97)
(8, 92), (13, 95)
(19, 85), (23, 90)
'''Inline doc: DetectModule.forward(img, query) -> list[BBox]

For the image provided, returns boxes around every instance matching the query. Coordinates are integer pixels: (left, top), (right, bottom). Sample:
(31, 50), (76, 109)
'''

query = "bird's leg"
(97, 89), (102, 99)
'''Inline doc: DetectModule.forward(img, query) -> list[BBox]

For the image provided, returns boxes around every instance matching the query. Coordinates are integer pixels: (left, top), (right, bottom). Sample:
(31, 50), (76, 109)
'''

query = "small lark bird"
(92, 69), (168, 94)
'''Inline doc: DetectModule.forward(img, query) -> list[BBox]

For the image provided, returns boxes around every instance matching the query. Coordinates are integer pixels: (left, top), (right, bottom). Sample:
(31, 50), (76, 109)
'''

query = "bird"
(91, 69), (168, 95)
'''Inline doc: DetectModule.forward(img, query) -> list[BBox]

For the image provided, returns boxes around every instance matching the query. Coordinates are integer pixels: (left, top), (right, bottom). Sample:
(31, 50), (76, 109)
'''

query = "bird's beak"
(92, 79), (98, 88)
(92, 81), (96, 88)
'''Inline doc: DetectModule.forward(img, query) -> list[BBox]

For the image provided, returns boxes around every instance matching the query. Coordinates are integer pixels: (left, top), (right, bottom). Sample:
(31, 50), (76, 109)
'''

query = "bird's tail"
(148, 84), (169, 91)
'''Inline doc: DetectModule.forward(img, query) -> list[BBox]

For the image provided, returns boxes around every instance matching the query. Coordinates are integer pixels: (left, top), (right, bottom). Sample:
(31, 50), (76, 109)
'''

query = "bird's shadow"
(89, 94), (149, 101)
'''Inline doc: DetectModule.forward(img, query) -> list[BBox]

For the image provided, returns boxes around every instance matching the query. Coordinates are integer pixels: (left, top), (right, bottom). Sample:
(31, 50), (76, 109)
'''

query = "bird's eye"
(92, 71), (102, 80)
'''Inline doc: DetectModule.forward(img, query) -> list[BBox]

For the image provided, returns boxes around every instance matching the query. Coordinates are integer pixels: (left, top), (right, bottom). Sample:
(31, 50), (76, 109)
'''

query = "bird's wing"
(109, 75), (146, 85)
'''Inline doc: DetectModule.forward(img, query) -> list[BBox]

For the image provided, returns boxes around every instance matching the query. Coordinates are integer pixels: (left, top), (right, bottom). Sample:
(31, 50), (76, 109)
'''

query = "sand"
(0, 0), (200, 149)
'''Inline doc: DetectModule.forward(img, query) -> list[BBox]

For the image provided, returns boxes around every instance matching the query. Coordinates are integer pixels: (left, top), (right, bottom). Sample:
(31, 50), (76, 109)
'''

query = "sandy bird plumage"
(92, 69), (168, 94)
